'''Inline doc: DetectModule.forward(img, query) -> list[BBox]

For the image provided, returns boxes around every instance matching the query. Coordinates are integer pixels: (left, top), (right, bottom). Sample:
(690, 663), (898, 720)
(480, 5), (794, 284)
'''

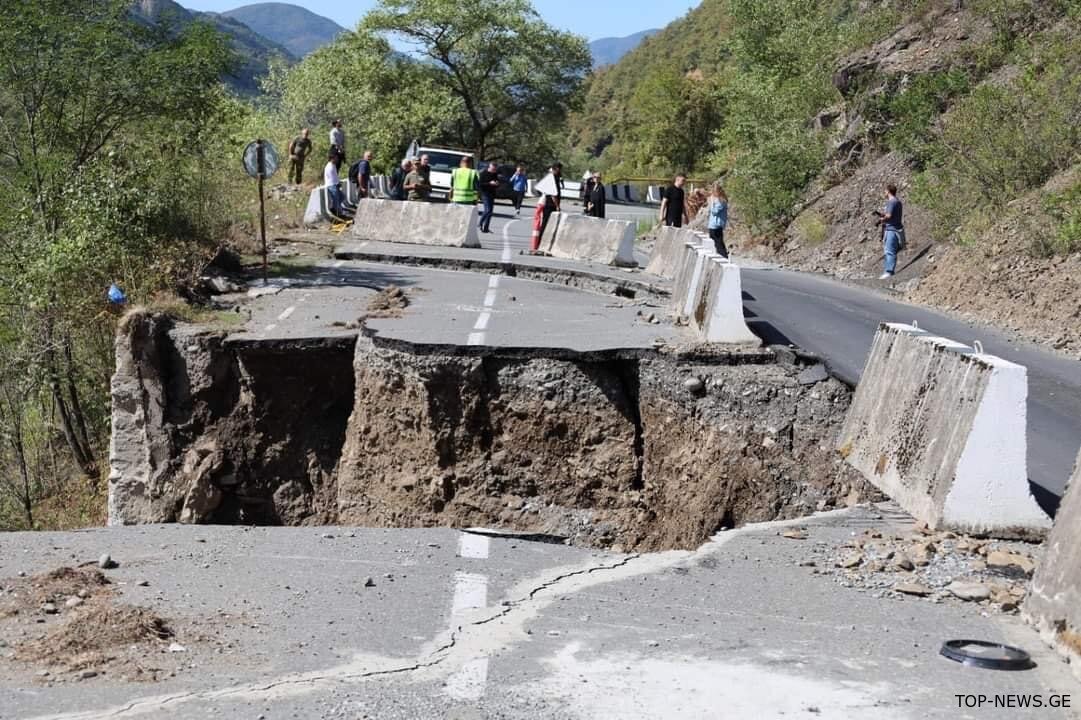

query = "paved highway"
(2, 511), (1073, 719)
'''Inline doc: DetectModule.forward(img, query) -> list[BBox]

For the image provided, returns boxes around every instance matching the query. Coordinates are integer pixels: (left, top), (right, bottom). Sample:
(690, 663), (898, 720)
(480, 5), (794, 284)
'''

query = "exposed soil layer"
(110, 313), (876, 551)
(338, 337), (874, 551)
(109, 314), (354, 526)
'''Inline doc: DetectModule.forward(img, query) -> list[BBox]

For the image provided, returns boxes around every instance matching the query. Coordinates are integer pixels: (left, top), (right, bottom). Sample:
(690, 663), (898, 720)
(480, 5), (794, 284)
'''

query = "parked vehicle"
(405, 145), (474, 201)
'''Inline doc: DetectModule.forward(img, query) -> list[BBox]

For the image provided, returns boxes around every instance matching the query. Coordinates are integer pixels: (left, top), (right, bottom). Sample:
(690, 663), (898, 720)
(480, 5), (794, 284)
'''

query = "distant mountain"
(222, 3), (346, 58)
(135, 0), (295, 94)
(588, 29), (659, 67)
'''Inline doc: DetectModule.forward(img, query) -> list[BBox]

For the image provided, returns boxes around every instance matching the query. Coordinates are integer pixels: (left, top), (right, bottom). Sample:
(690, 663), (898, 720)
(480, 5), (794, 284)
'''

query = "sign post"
(242, 139), (280, 285)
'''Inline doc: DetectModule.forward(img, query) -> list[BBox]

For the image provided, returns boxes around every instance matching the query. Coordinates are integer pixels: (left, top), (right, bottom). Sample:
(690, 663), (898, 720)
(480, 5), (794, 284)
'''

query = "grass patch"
(792, 210), (829, 246)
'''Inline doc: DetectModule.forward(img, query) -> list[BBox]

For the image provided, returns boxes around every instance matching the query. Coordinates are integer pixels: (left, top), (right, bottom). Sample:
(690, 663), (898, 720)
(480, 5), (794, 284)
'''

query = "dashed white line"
(278, 306), (296, 321)
(473, 312), (492, 331)
(451, 572), (488, 615)
(264, 324), (277, 333)
(467, 332), (486, 345)
(333, 260), (345, 268)
(444, 657), (489, 701)
(482, 290), (497, 307)
(458, 533), (491, 559)
(501, 220), (519, 262)
(488, 275), (500, 289)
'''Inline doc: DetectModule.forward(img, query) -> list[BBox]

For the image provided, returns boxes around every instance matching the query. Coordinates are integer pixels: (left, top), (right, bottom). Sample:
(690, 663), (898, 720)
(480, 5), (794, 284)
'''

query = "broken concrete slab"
(351, 199), (480, 248)
(838, 323), (1051, 538)
(545, 212), (637, 267)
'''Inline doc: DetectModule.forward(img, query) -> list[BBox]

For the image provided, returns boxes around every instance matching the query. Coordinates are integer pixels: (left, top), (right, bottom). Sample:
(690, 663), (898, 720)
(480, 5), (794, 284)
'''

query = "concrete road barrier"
(624, 185), (639, 203)
(691, 258), (759, 345)
(1026, 448), (1081, 680)
(303, 185), (350, 226)
(671, 242), (706, 314)
(545, 212), (637, 267)
(351, 199), (480, 248)
(838, 323), (1051, 537)
(645, 225), (701, 278)
(646, 186), (662, 204)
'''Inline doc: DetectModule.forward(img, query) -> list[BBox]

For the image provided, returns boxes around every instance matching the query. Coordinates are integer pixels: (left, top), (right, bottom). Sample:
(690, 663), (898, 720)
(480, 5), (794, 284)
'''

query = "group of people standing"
(448, 157), (530, 233)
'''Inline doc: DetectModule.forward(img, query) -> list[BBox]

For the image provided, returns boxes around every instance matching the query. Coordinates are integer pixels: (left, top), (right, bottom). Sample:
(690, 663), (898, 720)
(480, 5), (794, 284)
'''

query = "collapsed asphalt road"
(480, 201), (1079, 506)
(2, 510), (1075, 720)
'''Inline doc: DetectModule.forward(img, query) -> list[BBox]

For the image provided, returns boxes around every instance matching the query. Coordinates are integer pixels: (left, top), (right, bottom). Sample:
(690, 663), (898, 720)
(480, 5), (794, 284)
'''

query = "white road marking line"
(458, 533), (491, 559)
(482, 290), (497, 307)
(333, 260), (345, 268)
(278, 306), (296, 321)
(501, 220), (519, 262)
(467, 332), (486, 346)
(264, 324), (277, 332)
(444, 657), (489, 701)
(488, 275), (500, 289)
(473, 312), (492, 331)
(451, 572), (488, 615)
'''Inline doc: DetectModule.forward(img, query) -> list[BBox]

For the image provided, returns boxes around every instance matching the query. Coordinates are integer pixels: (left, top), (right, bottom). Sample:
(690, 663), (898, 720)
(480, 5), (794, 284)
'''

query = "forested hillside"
(568, 0), (1080, 351)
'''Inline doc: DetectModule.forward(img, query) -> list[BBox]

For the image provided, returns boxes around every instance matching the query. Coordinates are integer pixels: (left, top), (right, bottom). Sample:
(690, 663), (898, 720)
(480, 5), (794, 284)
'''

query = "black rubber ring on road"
(940, 640), (1034, 670)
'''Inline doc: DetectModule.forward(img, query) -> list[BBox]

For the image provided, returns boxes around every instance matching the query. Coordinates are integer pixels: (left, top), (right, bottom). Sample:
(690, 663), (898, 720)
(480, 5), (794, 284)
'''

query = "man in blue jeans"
(875, 183), (904, 279)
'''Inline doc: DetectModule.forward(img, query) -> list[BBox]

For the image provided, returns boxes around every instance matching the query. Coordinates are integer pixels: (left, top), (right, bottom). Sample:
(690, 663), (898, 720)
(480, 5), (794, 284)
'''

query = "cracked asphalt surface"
(2, 509), (1077, 720)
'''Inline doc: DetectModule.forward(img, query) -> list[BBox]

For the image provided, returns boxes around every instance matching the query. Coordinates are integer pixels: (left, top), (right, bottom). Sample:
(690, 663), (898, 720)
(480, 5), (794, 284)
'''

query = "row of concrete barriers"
(644, 225), (759, 345)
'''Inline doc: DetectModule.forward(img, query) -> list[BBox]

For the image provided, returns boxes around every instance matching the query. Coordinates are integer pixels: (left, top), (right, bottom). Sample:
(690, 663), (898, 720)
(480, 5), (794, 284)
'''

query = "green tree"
(626, 67), (722, 173)
(0, 0), (232, 514)
(360, 0), (592, 160)
(267, 30), (457, 168)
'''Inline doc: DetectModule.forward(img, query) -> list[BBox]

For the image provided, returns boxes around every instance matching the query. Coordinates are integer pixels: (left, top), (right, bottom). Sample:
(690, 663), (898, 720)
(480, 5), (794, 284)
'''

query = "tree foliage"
(0, 0), (235, 527)
(360, 0), (591, 161)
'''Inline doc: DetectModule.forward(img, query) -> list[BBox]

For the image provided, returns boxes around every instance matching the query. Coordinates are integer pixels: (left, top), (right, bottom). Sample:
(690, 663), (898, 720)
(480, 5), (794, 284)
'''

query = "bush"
(864, 70), (971, 162)
(914, 29), (1081, 249)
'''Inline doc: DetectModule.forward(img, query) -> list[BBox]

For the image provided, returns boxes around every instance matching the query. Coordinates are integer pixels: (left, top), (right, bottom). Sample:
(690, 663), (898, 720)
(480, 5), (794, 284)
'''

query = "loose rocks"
(946, 581), (991, 602)
(97, 555), (118, 570)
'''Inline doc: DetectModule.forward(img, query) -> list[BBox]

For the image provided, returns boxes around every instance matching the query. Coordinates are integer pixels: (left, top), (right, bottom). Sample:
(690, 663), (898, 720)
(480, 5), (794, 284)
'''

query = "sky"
(178, 0), (700, 41)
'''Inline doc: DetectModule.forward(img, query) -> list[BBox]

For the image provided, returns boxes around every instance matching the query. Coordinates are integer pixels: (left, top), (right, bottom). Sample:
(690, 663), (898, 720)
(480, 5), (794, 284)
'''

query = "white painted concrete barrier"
(351, 199), (480, 248)
(691, 259), (758, 345)
(545, 212), (637, 267)
(645, 225), (700, 278)
(645, 186), (661, 204)
(303, 185), (350, 225)
(839, 323), (1051, 537)
(670, 242), (702, 313)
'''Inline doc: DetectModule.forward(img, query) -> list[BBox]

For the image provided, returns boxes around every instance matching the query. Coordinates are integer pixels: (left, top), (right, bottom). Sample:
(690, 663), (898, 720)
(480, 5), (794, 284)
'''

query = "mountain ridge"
(222, 2), (346, 57)
(588, 29), (659, 67)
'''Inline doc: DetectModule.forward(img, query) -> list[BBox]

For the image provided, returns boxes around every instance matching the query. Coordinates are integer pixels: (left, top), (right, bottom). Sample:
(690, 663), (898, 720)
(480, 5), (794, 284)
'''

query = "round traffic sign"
(243, 139), (280, 178)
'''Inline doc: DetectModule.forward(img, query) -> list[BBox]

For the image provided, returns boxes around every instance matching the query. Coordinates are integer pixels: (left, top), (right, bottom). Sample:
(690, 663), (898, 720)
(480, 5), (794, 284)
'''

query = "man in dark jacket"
(389, 159), (412, 201)
(587, 172), (606, 218)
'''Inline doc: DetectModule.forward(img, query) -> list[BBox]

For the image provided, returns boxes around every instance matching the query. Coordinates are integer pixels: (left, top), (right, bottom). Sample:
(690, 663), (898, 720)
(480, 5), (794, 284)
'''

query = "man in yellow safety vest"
(451, 156), (479, 205)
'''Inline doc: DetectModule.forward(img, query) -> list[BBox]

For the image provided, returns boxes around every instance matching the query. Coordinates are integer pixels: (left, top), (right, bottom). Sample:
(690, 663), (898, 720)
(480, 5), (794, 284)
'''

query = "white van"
(407, 145), (474, 201)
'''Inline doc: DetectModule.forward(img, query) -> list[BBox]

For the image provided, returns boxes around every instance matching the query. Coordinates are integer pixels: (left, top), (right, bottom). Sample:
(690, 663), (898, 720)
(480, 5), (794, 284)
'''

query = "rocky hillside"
(222, 3), (346, 57)
(570, 0), (1081, 355)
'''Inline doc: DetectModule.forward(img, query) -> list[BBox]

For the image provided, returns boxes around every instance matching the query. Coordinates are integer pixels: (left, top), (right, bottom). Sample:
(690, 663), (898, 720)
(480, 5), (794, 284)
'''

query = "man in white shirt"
(323, 152), (343, 217)
(329, 119), (345, 163)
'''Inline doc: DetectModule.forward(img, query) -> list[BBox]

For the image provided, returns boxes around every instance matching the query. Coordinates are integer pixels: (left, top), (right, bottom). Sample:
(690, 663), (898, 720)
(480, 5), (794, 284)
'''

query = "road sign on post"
(243, 139), (279, 284)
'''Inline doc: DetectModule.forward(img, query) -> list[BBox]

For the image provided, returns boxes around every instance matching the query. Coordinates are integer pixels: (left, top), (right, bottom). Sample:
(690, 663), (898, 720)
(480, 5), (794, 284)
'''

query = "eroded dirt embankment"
(109, 313), (874, 551)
